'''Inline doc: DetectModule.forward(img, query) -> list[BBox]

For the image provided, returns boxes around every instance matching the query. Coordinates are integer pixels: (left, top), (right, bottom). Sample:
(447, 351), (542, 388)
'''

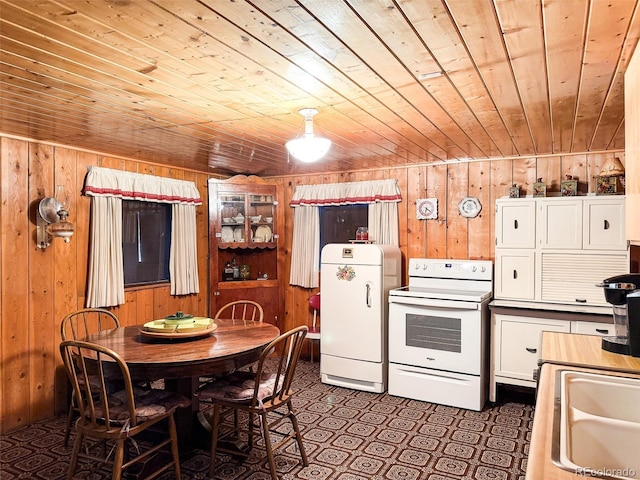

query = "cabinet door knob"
(513, 270), (517, 279)
(596, 328), (609, 334)
(603, 219), (610, 230)
(575, 298), (587, 303)
(525, 347), (537, 354)
(514, 219), (519, 229)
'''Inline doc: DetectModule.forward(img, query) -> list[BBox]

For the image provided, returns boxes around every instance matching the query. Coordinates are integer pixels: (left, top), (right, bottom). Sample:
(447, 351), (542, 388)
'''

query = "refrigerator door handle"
(366, 282), (372, 307)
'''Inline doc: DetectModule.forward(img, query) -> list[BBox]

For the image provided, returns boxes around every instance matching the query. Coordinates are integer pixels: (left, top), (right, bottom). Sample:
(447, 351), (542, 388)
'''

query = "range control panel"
(408, 258), (493, 281)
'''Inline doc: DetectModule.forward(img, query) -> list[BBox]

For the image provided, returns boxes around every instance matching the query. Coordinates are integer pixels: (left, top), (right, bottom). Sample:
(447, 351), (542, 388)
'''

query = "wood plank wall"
(275, 153), (626, 364)
(0, 136), (214, 432)
(0, 133), (624, 433)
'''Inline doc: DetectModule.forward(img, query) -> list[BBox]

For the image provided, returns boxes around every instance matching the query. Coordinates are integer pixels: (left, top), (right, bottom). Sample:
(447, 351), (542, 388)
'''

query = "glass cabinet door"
(219, 193), (246, 243)
(248, 194), (275, 244)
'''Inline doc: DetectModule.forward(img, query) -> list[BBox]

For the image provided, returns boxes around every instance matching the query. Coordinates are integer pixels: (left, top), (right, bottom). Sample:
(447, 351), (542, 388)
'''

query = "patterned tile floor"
(0, 359), (534, 480)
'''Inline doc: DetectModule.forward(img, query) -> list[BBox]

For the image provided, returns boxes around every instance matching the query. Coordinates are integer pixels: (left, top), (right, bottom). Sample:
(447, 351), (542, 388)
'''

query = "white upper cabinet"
(538, 199), (582, 249)
(495, 199), (536, 249)
(494, 250), (535, 300)
(494, 195), (628, 306)
(583, 197), (626, 250)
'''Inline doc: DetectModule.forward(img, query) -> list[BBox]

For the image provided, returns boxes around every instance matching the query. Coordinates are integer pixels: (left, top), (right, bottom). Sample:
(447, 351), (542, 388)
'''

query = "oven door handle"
(388, 297), (482, 310)
(392, 365), (474, 385)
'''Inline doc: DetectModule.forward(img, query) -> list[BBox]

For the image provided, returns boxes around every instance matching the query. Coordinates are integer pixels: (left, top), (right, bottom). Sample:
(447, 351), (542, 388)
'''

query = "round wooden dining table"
(84, 318), (280, 450)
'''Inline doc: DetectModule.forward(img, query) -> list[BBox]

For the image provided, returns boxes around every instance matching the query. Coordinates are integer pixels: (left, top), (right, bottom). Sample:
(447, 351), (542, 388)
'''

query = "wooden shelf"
(218, 242), (276, 250)
(218, 279), (278, 289)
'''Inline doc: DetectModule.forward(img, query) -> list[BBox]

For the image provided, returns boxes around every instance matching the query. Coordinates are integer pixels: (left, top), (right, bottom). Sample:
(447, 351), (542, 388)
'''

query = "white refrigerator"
(320, 243), (401, 392)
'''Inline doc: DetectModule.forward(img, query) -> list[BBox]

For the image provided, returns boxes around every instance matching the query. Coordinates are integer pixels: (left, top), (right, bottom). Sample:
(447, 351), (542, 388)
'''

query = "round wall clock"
(458, 196), (482, 218)
(416, 198), (438, 220)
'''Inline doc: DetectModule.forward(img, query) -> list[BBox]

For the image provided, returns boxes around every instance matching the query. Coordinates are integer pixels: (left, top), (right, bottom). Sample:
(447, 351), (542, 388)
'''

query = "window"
(122, 201), (171, 286)
(319, 204), (368, 252)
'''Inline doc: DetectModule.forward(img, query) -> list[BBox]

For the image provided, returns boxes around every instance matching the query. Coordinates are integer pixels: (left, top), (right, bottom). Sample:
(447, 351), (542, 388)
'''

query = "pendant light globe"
(285, 108), (331, 163)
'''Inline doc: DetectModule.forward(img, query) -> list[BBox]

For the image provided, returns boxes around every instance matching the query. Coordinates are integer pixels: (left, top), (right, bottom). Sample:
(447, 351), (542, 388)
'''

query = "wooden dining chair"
(60, 308), (121, 447)
(214, 300), (264, 323)
(213, 300), (265, 374)
(59, 339), (191, 480)
(196, 325), (309, 480)
(60, 308), (120, 342)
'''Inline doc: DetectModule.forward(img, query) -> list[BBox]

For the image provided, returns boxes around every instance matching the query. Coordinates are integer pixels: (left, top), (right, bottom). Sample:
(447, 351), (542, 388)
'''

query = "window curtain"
(368, 201), (399, 246)
(170, 203), (200, 295)
(86, 196), (124, 308)
(84, 166), (202, 307)
(289, 179), (401, 288)
(289, 206), (320, 288)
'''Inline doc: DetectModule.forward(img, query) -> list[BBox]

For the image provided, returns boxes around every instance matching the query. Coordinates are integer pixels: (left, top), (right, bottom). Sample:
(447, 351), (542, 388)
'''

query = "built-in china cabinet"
(208, 175), (283, 326)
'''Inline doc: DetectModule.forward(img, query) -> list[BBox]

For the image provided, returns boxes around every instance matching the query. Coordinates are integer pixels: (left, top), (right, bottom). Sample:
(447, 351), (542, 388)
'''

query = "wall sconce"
(285, 108), (332, 163)
(37, 185), (75, 248)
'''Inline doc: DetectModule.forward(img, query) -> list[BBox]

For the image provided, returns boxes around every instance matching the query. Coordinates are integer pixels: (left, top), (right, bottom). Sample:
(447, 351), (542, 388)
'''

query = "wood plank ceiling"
(1, 0), (639, 177)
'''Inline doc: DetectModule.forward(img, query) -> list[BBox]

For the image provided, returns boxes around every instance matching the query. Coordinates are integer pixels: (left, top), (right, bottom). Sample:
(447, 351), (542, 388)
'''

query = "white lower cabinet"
(489, 311), (613, 402)
(570, 320), (614, 336)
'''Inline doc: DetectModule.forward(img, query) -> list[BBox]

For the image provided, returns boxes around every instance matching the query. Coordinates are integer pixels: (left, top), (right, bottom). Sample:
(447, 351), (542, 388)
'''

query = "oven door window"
(406, 314), (461, 353)
(388, 302), (484, 375)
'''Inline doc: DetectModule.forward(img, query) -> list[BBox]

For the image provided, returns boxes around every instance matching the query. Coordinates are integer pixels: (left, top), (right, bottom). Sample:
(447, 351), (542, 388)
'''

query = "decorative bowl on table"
(164, 311), (195, 326)
(140, 312), (217, 339)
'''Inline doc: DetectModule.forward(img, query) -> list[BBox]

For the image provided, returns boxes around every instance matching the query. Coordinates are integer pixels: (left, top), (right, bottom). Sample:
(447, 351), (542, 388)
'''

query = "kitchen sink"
(553, 370), (640, 479)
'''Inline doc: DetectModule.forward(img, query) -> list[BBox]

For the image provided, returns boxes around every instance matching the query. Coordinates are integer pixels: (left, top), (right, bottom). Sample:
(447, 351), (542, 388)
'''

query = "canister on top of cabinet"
(561, 175), (578, 196)
(533, 178), (546, 197)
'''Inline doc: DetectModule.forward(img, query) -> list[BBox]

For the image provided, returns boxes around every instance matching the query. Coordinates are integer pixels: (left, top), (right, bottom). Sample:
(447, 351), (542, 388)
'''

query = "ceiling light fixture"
(285, 108), (331, 163)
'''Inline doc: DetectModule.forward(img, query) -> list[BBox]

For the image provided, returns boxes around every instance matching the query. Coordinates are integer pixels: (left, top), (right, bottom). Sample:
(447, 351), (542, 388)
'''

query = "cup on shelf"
(253, 236), (264, 242)
(264, 217), (273, 223)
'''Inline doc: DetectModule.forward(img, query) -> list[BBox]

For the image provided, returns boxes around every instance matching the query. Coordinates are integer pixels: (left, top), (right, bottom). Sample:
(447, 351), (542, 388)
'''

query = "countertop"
(526, 332), (640, 480)
(490, 299), (613, 316)
(539, 331), (640, 373)
(526, 362), (640, 480)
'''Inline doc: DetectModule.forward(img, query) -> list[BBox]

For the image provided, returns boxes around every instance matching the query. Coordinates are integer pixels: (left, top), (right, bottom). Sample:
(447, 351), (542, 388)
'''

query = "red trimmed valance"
(289, 179), (401, 207)
(84, 166), (202, 205)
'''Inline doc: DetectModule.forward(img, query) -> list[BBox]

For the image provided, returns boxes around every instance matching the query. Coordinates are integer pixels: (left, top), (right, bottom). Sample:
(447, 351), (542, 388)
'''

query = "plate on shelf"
(139, 317), (217, 339)
(255, 225), (272, 242)
(233, 227), (245, 242)
(221, 226), (234, 242)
